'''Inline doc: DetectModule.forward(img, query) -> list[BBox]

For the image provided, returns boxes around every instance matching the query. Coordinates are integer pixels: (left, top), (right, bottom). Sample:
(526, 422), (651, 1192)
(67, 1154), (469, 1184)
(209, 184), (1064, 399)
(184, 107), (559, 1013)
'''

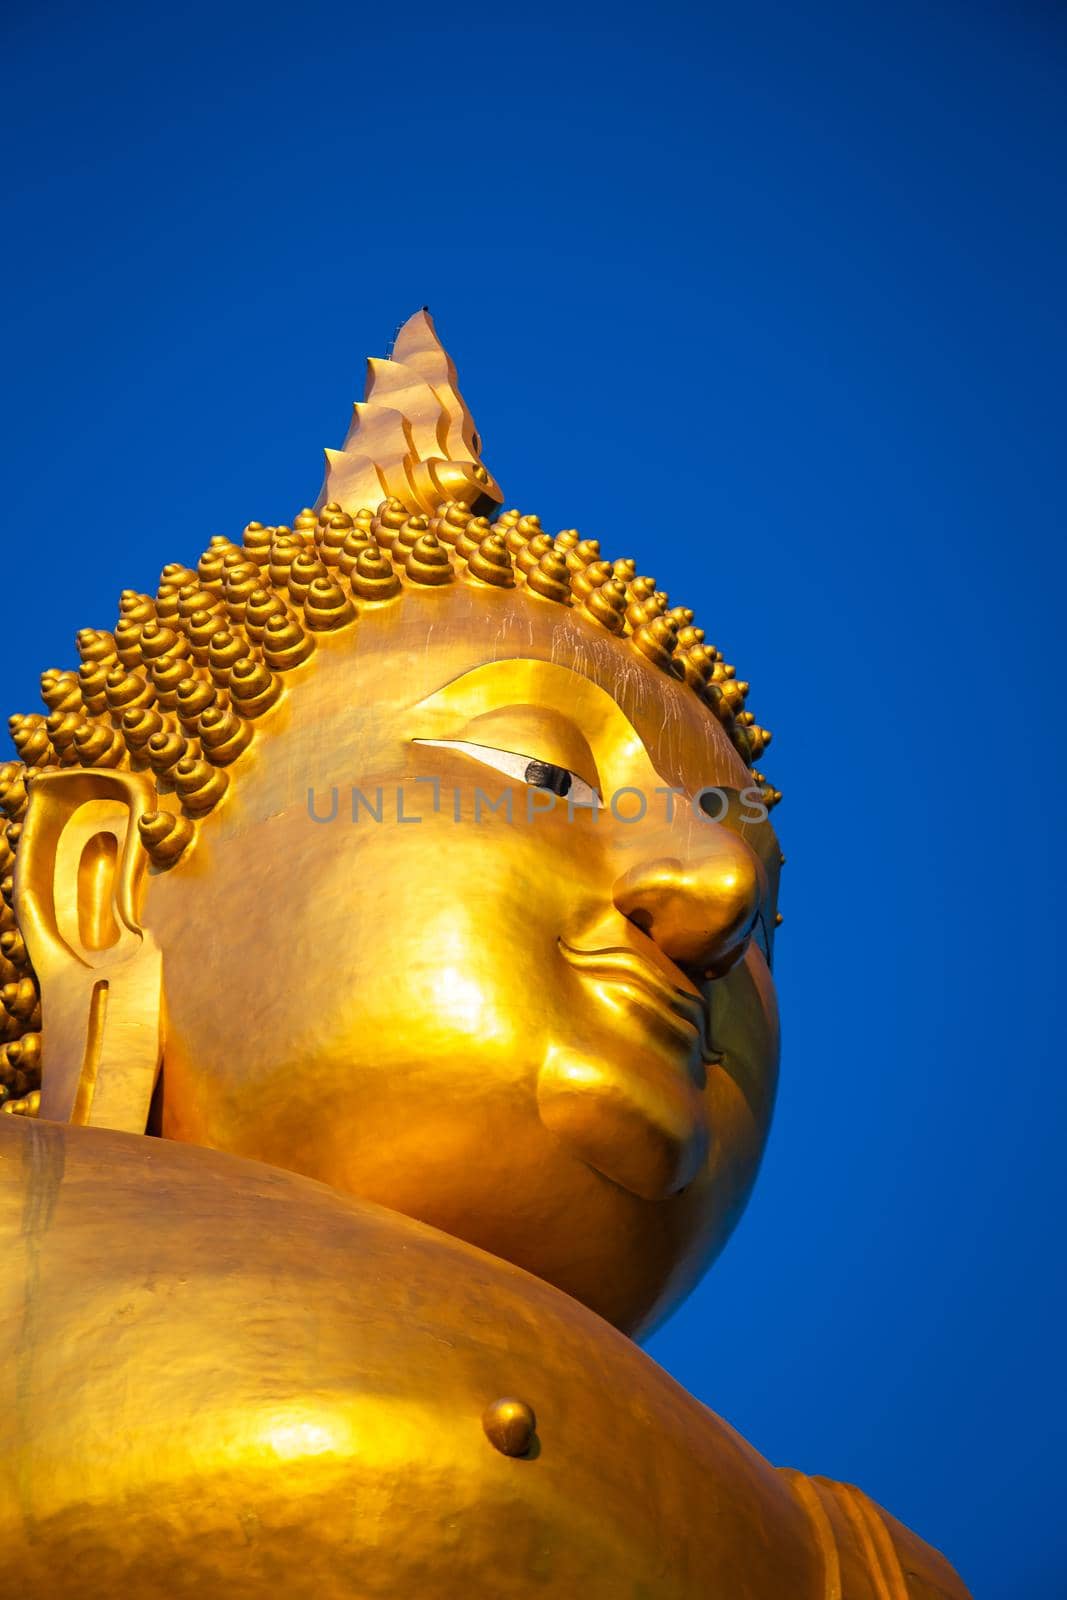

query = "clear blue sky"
(4, 3), (1065, 1593)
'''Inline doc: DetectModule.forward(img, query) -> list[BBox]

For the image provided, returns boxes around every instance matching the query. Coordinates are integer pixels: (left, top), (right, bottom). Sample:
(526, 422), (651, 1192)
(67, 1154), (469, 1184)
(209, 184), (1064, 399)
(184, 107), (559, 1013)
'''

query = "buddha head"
(0, 312), (782, 1337)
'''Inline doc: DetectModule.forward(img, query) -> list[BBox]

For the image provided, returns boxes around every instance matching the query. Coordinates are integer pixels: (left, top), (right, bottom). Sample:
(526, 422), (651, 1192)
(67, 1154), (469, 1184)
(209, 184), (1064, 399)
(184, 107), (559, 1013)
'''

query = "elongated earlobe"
(14, 768), (164, 1132)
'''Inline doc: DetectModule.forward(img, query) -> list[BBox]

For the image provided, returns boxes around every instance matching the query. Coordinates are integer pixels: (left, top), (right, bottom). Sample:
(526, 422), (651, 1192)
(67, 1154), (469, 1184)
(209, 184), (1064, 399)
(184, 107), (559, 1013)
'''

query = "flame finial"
(316, 309), (504, 521)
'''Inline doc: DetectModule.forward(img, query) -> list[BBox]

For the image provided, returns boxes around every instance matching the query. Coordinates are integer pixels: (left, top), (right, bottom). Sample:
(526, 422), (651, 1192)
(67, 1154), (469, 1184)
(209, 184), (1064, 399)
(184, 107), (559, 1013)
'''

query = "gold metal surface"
(0, 1120), (969, 1599)
(0, 311), (969, 1597)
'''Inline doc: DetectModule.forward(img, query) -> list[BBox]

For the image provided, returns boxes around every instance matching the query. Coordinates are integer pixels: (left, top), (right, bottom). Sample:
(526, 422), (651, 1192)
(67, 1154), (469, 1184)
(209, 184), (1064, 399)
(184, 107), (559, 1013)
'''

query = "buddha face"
(142, 584), (780, 1336)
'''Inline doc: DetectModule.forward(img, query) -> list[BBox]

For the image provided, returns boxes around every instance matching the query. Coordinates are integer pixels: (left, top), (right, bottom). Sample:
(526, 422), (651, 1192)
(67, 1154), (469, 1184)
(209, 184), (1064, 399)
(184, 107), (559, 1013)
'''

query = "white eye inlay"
(413, 738), (600, 805)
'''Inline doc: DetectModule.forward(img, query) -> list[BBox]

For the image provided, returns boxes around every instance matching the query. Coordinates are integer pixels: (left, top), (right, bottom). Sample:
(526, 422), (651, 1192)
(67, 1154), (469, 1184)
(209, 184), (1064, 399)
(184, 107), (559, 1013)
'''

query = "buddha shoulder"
(0, 1120), (968, 1600)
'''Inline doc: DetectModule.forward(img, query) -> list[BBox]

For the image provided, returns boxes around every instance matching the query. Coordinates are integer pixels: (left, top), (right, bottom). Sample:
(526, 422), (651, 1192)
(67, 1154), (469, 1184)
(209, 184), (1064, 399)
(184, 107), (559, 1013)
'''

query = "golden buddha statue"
(0, 312), (969, 1598)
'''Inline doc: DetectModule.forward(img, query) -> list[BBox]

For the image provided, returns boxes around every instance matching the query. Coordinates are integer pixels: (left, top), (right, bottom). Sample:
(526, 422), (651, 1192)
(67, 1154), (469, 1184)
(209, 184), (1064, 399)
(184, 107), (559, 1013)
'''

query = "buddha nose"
(612, 828), (763, 978)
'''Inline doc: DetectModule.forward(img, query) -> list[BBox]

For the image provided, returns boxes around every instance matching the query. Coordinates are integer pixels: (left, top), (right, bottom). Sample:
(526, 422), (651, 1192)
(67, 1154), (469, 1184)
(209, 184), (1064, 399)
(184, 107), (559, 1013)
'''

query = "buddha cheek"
(153, 791), (587, 1171)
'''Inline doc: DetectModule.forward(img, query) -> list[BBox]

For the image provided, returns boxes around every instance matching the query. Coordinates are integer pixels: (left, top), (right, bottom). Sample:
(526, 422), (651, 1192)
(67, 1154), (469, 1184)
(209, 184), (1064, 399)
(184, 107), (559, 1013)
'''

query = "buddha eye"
(521, 758), (573, 796)
(412, 738), (600, 805)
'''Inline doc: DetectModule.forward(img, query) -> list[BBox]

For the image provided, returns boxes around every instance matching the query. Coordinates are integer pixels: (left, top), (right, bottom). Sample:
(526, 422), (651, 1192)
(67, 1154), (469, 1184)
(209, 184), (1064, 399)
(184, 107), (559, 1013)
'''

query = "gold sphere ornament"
(482, 1397), (538, 1458)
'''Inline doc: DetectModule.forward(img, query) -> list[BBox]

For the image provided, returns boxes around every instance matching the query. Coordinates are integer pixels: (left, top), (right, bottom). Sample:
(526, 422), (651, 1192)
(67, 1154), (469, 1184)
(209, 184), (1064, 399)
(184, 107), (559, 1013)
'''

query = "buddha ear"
(14, 767), (164, 1132)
